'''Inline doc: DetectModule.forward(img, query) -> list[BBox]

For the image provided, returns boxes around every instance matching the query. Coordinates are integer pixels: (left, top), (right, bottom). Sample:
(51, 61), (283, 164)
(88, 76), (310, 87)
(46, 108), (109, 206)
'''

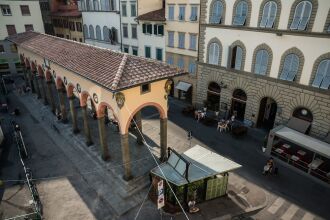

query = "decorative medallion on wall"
(63, 77), (67, 85)
(164, 80), (172, 94)
(52, 70), (56, 78)
(76, 83), (81, 93)
(115, 92), (125, 109)
(93, 93), (98, 104)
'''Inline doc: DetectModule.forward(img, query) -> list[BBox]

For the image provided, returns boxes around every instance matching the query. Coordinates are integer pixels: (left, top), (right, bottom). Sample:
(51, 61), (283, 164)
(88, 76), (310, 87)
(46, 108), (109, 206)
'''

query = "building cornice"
(202, 23), (330, 39)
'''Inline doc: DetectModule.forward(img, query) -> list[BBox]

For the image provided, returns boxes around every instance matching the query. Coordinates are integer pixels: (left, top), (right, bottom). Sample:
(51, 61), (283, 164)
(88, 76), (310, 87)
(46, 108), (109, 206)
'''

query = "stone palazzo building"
(196, 0), (330, 137)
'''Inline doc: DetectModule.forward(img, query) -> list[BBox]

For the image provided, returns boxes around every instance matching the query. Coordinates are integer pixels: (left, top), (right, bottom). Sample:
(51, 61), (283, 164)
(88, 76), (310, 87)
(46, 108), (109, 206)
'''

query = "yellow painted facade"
(165, 0), (200, 104)
(19, 46), (168, 134)
(53, 16), (84, 42)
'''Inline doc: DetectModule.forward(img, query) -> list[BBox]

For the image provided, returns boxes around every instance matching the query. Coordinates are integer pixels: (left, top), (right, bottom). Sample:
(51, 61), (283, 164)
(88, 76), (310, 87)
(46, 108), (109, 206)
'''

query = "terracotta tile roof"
(51, 11), (81, 17)
(137, 8), (165, 21)
(7, 32), (186, 91)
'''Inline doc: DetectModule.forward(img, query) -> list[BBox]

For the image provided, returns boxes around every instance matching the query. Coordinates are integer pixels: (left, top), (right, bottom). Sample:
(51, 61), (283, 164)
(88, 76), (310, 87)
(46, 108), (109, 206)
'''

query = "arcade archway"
(257, 97), (277, 130)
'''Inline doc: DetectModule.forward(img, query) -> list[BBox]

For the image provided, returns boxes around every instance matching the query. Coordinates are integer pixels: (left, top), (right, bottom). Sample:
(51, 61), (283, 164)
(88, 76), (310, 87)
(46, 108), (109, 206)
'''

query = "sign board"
(157, 180), (165, 209)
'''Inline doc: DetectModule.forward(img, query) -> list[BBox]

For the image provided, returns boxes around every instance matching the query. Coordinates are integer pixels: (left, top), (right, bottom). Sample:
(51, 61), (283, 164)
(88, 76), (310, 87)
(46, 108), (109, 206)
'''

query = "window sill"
(177, 47), (186, 50)
(22, 14), (31, 16)
(188, 48), (197, 52)
(2, 14), (12, 16)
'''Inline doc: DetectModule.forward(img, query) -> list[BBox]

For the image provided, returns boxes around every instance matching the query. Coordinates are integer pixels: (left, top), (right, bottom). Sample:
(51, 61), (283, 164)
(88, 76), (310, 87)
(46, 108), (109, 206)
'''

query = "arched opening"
(257, 97), (277, 130)
(206, 82), (220, 111)
(231, 89), (247, 121)
(168, 78), (174, 97)
(293, 107), (313, 122)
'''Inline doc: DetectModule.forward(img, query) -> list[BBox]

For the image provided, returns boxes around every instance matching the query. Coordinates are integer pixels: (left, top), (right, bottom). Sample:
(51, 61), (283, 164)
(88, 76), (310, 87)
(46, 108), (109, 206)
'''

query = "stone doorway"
(231, 89), (247, 121)
(257, 97), (277, 130)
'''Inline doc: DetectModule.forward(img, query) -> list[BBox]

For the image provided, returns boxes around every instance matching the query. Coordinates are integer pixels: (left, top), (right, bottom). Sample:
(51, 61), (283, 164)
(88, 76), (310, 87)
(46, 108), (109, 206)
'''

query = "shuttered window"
(167, 56), (174, 65)
(210, 0), (223, 24)
(168, 5), (174, 20)
(20, 5), (30, 15)
(178, 57), (184, 69)
(178, 33), (185, 49)
(168, 31), (174, 47)
(190, 5), (198, 21)
(6, 25), (16, 36)
(25, 24), (34, 31)
(103, 26), (109, 41)
(208, 42), (220, 65)
(260, 1), (277, 28)
(233, 46), (243, 70)
(96, 25), (102, 40)
(123, 24), (128, 38)
(83, 24), (89, 38)
(233, 1), (248, 26)
(189, 34), (197, 50)
(179, 5), (185, 21)
(188, 61), (196, 74)
(312, 60), (330, 89)
(254, 50), (269, 75)
(280, 54), (299, 81)
(290, 1), (312, 31)
(89, 25), (95, 39)
(156, 48), (163, 61)
(145, 46), (151, 58)
(131, 2), (136, 17)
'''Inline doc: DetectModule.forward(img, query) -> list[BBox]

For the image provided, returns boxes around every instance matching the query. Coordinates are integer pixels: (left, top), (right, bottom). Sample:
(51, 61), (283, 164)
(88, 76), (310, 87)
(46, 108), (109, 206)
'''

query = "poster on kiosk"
(157, 180), (165, 209)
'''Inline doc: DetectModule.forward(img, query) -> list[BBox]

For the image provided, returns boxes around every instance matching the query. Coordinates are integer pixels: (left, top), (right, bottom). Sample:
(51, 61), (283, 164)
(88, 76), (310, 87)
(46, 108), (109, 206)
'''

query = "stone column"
(69, 96), (79, 134)
(160, 118), (168, 161)
(33, 72), (42, 99)
(97, 116), (110, 161)
(134, 111), (143, 145)
(39, 77), (48, 105)
(23, 67), (29, 88)
(81, 105), (93, 146)
(121, 133), (132, 181)
(46, 81), (56, 113)
(27, 69), (35, 93)
(58, 88), (68, 123)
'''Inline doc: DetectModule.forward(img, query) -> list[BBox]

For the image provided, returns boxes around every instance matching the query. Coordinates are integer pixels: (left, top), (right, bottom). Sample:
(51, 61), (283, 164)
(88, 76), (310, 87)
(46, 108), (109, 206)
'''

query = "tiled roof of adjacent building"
(137, 8), (166, 21)
(7, 32), (185, 91)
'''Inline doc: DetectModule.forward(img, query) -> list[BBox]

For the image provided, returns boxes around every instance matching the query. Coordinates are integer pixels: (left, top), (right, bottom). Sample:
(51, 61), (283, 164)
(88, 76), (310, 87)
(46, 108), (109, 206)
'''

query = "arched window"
(93, 0), (99, 11)
(290, 1), (312, 30)
(293, 107), (313, 122)
(312, 59), (330, 89)
(96, 25), (102, 40)
(279, 54), (299, 81)
(83, 24), (89, 38)
(208, 42), (220, 65)
(230, 46), (243, 70)
(110, 27), (118, 44)
(210, 0), (223, 24)
(88, 0), (93, 10)
(254, 49), (269, 75)
(103, 26), (110, 41)
(89, 25), (95, 39)
(233, 1), (248, 26)
(260, 1), (277, 28)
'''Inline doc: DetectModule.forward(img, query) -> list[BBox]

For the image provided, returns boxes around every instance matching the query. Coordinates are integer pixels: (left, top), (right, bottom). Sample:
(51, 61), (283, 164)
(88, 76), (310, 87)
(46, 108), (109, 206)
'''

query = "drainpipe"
(118, 0), (123, 52)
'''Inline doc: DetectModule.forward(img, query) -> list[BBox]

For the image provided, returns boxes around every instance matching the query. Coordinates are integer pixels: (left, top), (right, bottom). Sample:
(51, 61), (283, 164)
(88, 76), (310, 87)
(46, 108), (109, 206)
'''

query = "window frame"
(131, 24), (137, 39)
(209, 0), (225, 24)
(190, 5), (198, 21)
(168, 31), (174, 47)
(122, 24), (128, 38)
(279, 53), (300, 81)
(178, 5), (186, 21)
(24, 24), (34, 32)
(145, 46), (151, 58)
(189, 34), (197, 51)
(168, 5), (175, 20)
(178, 32), (185, 49)
(290, 1), (312, 31)
(288, 0), (317, 32)
(132, 47), (138, 56)
(123, 45), (129, 53)
(122, 2), (127, 17)
(6, 25), (17, 36)
(141, 83), (151, 94)
(1, 5), (12, 16)
(311, 59), (330, 89)
(156, 48), (163, 61)
(130, 2), (136, 17)
(232, 0), (248, 26)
